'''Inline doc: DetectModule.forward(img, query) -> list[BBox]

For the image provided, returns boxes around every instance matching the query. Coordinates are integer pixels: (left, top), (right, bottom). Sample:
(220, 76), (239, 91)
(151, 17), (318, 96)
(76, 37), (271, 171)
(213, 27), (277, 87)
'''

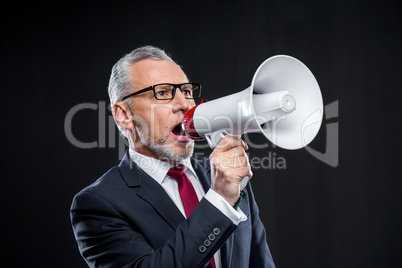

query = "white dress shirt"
(128, 148), (247, 268)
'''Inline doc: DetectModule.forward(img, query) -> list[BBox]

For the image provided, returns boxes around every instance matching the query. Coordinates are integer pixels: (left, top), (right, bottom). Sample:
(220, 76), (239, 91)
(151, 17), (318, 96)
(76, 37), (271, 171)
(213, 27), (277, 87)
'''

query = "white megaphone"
(182, 55), (323, 189)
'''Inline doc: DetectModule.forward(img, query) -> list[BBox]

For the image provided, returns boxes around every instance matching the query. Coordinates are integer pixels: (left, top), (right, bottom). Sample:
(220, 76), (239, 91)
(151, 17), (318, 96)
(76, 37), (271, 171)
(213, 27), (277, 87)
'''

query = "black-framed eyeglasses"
(121, 82), (202, 101)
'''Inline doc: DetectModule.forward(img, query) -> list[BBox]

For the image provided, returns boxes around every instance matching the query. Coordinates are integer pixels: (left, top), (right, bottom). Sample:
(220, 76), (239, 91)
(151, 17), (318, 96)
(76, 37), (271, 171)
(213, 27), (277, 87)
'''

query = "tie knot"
(167, 164), (187, 180)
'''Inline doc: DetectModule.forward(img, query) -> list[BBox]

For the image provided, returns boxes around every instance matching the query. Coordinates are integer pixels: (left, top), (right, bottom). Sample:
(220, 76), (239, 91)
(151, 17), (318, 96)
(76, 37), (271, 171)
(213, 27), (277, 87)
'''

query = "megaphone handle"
(205, 131), (249, 191)
(205, 131), (230, 149)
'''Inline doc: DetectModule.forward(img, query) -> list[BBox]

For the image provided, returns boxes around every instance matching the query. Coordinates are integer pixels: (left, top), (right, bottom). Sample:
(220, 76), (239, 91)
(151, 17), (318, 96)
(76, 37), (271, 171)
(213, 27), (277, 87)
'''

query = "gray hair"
(108, 45), (176, 140)
(108, 45), (175, 106)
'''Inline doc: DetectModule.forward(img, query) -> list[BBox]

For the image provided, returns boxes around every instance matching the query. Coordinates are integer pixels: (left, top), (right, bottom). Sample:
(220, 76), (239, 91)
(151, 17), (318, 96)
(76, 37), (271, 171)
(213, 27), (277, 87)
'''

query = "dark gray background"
(1, 1), (401, 267)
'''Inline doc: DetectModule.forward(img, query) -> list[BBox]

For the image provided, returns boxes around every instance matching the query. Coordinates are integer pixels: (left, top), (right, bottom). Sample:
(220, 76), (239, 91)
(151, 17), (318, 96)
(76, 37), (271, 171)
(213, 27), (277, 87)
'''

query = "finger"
(228, 149), (250, 168)
(214, 155), (249, 169)
(226, 147), (247, 158)
(230, 155), (249, 168)
(211, 148), (245, 166)
(235, 165), (253, 181)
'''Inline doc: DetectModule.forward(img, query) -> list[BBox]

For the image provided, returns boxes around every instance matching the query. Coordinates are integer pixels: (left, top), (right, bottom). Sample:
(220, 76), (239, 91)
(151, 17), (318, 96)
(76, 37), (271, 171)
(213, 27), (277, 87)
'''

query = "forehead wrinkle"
(129, 59), (189, 92)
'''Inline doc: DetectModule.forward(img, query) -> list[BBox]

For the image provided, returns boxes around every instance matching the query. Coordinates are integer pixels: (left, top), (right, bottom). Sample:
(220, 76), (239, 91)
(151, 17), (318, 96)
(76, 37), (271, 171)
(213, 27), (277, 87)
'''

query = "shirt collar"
(128, 148), (197, 185)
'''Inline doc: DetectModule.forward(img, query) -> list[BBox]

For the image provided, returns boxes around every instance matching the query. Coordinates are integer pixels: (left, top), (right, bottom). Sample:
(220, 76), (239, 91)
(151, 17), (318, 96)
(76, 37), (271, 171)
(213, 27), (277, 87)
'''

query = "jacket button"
(213, 227), (220, 235)
(208, 233), (216, 241)
(204, 239), (211, 247)
(199, 245), (207, 253)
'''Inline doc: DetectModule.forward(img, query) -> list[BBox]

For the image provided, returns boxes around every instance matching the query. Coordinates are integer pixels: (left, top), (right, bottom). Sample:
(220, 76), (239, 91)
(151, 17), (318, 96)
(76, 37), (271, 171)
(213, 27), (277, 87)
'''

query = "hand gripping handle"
(205, 131), (249, 190)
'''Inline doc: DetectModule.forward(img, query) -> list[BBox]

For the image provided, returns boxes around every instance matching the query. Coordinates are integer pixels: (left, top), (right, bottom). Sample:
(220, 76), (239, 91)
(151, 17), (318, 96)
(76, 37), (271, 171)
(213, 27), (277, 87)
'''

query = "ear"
(112, 102), (135, 130)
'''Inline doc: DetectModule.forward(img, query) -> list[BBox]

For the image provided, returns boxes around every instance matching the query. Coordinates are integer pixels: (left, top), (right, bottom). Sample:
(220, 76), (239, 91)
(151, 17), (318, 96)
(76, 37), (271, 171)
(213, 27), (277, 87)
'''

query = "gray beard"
(134, 125), (194, 162)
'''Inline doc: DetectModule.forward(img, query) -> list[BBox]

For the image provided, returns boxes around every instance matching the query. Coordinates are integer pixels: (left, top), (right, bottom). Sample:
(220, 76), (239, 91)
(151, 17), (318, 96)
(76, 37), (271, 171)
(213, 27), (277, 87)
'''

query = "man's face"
(127, 59), (196, 163)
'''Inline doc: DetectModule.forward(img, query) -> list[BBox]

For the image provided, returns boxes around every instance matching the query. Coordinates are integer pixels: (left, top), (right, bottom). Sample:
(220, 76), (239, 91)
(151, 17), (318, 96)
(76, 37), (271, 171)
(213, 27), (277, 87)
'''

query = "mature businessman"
(70, 45), (275, 267)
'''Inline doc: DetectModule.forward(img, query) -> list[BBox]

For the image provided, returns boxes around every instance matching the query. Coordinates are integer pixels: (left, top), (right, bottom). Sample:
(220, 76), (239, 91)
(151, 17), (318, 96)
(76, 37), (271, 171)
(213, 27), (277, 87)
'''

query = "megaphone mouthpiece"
(182, 104), (204, 141)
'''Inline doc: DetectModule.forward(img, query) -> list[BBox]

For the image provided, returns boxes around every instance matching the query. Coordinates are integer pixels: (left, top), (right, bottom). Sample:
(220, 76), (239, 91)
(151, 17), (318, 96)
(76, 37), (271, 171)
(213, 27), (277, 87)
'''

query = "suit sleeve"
(71, 190), (236, 268)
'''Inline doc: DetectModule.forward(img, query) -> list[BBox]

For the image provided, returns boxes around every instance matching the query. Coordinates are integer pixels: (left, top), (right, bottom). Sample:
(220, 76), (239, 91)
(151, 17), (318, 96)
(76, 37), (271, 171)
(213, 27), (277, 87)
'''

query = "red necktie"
(167, 165), (216, 268)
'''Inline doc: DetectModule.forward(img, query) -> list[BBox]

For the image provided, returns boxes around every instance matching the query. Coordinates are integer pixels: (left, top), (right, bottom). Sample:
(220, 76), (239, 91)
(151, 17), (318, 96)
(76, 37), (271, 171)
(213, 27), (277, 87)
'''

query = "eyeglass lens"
(154, 83), (200, 100)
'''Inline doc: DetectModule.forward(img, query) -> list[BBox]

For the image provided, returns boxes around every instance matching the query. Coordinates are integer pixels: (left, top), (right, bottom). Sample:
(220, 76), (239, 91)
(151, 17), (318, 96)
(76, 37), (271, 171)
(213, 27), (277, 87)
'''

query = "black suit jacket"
(70, 152), (275, 267)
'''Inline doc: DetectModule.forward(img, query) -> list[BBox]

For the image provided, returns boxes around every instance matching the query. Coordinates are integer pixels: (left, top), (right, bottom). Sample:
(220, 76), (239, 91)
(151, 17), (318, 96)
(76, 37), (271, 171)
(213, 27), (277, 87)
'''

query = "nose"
(172, 89), (191, 112)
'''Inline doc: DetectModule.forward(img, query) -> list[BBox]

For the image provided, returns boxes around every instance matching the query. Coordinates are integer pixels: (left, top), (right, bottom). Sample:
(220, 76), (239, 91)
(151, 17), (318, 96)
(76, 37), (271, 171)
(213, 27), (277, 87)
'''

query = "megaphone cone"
(182, 55), (323, 150)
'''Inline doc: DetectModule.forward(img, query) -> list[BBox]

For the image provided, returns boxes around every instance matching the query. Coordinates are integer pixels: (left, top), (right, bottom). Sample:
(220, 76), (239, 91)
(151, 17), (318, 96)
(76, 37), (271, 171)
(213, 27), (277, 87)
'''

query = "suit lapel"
(118, 152), (185, 230)
(119, 152), (234, 266)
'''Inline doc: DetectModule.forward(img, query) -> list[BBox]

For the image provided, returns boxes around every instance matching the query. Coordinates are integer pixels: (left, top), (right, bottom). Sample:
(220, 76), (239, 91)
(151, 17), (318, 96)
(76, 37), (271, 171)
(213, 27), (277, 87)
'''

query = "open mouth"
(172, 123), (186, 136)
(171, 123), (190, 143)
